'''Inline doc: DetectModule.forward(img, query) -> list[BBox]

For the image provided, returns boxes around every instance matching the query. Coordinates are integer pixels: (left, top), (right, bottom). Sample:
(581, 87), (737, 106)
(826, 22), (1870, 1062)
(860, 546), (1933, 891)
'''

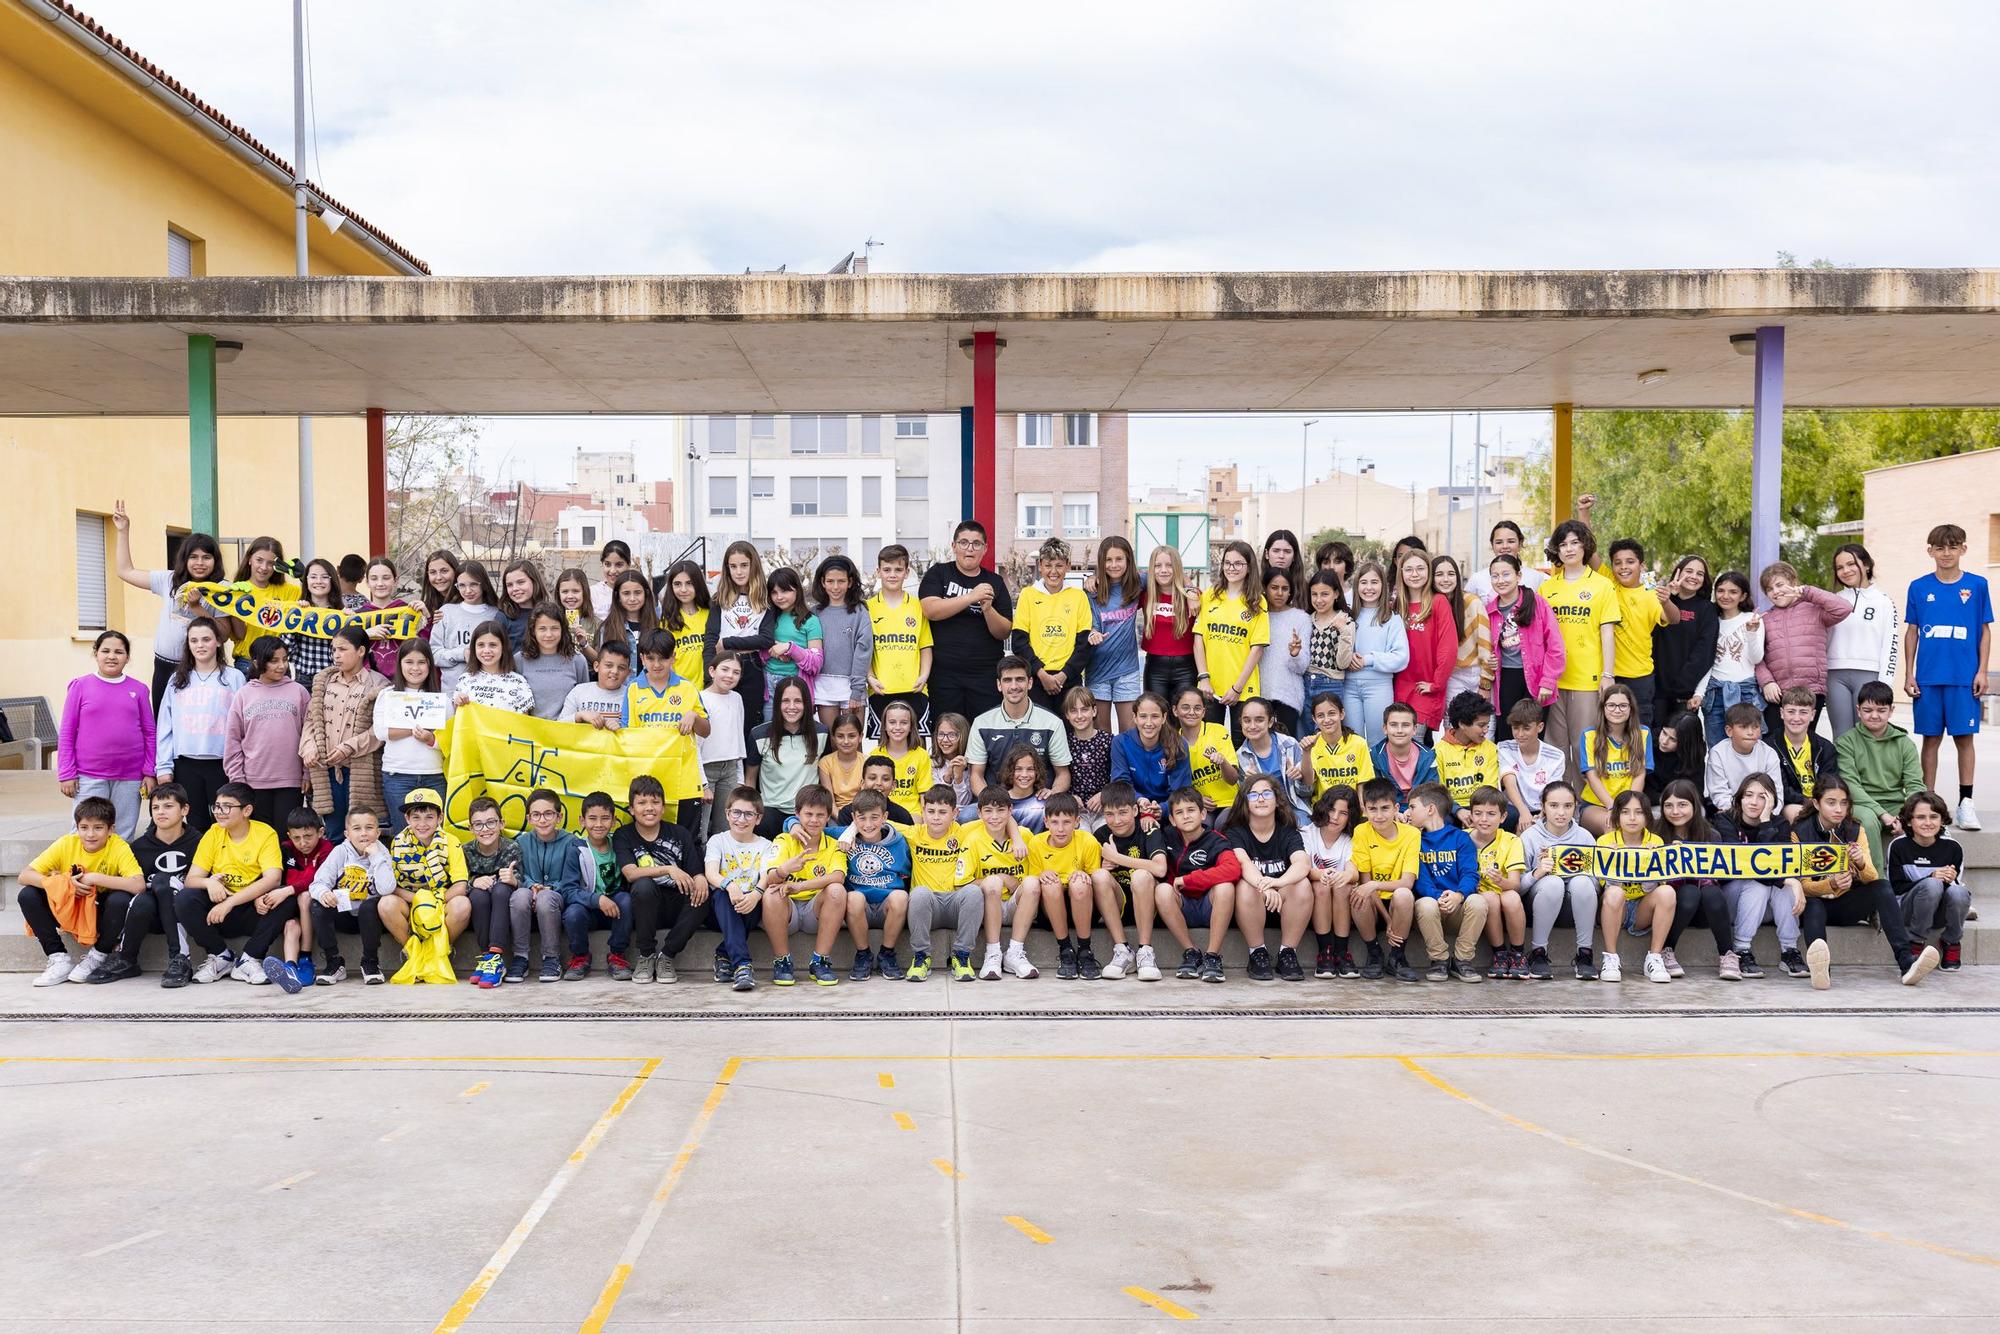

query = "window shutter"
(167, 230), (194, 278)
(75, 512), (108, 630)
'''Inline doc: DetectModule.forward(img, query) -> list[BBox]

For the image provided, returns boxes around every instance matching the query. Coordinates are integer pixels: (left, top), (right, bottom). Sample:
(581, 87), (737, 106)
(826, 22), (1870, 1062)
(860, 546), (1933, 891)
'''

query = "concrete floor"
(6, 983), (2000, 1331)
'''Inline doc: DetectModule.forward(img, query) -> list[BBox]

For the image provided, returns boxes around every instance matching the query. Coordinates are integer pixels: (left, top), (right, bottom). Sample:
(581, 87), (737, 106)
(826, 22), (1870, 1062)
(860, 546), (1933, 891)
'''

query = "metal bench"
(0, 696), (56, 770)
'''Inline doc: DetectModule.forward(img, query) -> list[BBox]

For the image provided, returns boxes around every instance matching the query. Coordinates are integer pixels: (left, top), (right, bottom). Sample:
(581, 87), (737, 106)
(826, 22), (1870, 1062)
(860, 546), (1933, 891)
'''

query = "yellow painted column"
(1551, 404), (1573, 527)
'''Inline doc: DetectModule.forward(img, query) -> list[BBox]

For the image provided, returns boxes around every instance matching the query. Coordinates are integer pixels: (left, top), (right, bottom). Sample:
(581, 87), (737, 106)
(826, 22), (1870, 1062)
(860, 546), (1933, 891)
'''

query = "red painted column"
(973, 331), (997, 570)
(366, 408), (388, 556)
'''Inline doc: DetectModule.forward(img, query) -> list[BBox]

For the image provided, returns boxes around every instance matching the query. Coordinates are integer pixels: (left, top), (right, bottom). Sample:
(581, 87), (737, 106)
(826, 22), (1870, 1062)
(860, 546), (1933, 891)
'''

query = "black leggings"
(1143, 654), (1197, 704)
(308, 898), (384, 969)
(173, 887), (294, 959)
(18, 885), (132, 956)
(173, 757), (229, 833)
(1802, 881), (1912, 961)
(149, 656), (177, 715)
(250, 786), (308, 833)
(117, 874), (184, 962)
(630, 878), (711, 958)
(1497, 667), (1531, 723)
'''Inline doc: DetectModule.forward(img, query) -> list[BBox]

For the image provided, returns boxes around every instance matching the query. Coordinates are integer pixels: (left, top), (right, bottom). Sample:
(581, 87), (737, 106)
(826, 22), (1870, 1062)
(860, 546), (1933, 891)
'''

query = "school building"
(0, 0), (425, 713)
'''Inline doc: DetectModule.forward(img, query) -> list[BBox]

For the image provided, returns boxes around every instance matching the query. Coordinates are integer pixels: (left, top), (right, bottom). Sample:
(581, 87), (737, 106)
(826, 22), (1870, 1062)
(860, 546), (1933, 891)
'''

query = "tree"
(1306, 526), (1387, 567)
(384, 415), (479, 571)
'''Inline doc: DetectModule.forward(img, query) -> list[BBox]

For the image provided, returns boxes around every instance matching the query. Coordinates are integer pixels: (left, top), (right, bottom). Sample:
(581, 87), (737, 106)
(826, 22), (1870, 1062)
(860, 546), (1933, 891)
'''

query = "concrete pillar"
(1550, 403), (1572, 529)
(187, 333), (219, 535)
(1750, 326), (1785, 593)
(366, 408), (388, 557)
(973, 331), (997, 569)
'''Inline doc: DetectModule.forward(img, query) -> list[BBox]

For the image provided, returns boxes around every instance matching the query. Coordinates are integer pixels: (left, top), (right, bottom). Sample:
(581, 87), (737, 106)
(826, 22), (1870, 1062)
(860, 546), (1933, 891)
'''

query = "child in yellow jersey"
(1011, 538), (1095, 711)
(1030, 793), (1119, 979)
(661, 561), (712, 687)
(1433, 691), (1502, 828)
(903, 784), (988, 982)
(1174, 687), (1241, 815)
(954, 785), (1039, 978)
(1576, 683), (1652, 835)
(1465, 786), (1528, 978)
(759, 784), (848, 987)
(1594, 790), (1674, 984)
(1304, 692), (1375, 799)
(1349, 777), (1421, 982)
(629, 631), (712, 819)
(864, 545), (932, 738)
(1194, 542), (1270, 726)
(18, 794), (144, 985)
(1539, 519), (1622, 763)
(1600, 531), (1668, 718)
(868, 699), (933, 812)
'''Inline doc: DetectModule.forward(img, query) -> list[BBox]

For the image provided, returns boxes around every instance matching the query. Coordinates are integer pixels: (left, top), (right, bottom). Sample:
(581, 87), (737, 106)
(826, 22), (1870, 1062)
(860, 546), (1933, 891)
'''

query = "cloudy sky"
(75, 0), (1999, 491)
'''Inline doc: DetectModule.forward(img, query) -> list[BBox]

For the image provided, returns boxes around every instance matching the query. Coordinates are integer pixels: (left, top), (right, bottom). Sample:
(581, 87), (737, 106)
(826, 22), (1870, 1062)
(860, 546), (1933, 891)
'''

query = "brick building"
(992, 412), (1129, 566)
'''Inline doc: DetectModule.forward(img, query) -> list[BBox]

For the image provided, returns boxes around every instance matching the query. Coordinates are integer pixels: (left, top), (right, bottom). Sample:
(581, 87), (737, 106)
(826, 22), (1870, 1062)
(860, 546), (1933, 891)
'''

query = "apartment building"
(992, 412), (1130, 566)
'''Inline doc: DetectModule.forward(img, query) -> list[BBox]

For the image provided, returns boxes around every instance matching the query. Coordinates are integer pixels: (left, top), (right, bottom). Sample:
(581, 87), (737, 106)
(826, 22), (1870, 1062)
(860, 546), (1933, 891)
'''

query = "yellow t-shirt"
(1013, 583), (1093, 673)
(1578, 726), (1651, 807)
(1306, 730), (1375, 799)
(865, 592), (932, 695)
(627, 677), (705, 731)
(1598, 568), (1666, 679)
(905, 821), (971, 893)
(1028, 829), (1102, 880)
(1183, 722), (1240, 809)
(1597, 829), (1665, 900)
(1782, 735), (1817, 801)
(1433, 737), (1501, 809)
(1350, 821), (1420, 898)
(869, 745), (934, 813)
(1196, 589), (1270, 696)
(962, 821), (1028, 887)
(1473, 829), (1526, 895)
(1541, 569), (1622, 692)
(30, 833), (141, 884)
(192, 822), (283, 892)
(667, 607), (710, 686)
(772, 831), (847, 901)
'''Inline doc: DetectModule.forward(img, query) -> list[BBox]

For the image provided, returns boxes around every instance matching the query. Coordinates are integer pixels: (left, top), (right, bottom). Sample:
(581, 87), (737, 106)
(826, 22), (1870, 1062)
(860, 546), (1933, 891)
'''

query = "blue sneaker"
(772, 955), (796, 987)
(262, 956), (303, 995)
(472, 951), (507, 990)
(731, 963), (755, 992)
(292, 958), (316, 988)
(504, 955), (529, 984)
(876, 947), (903, 981)
(538, 956), (561, 983)
(848, 949), (873, 982)
(713, 950), (731, 983)
(808, 954), (839, 987)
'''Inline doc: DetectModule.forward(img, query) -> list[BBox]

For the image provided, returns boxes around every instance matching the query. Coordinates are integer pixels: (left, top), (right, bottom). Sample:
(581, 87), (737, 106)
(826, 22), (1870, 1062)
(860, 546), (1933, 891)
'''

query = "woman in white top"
(111, 499), (223, 713)
(1693, 570), (1764, 746)
(1824, 542), (1901, 737)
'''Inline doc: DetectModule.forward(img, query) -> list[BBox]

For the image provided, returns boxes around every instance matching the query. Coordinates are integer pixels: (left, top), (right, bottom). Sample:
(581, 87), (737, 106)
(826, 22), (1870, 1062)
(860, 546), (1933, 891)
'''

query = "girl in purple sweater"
(1754, 562), (1852, 738)
(58, 630), (156, 839)
(224, 637), (312, 832)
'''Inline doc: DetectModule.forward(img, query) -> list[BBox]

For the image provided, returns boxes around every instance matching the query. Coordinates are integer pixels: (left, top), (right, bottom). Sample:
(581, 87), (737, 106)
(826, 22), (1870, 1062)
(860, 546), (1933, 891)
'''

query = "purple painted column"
(1750, 325), (1785, 598)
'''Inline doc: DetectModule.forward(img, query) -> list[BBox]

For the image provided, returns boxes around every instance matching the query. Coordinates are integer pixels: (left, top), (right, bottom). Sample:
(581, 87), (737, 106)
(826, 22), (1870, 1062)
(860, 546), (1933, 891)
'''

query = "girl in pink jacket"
(1753, 561), (1851, 735)
(1485, 554), (1567, 720)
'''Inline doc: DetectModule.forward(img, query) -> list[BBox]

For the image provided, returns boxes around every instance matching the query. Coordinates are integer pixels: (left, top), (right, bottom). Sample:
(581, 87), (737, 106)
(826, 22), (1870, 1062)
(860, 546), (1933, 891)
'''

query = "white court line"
(380, 1122), (420, 1142)
(80, 1230), (162, 1260)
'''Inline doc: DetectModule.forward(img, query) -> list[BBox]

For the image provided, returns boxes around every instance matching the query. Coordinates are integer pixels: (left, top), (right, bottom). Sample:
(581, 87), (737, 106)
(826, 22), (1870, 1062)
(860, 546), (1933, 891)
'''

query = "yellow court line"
(259, 1170), (316, 1193)
(931, 1158), (966, 1180)
(741, 1050), (1999, 1065)
(892, 1111), (916, 1131)
(433, 1057), (661, 1333)
(1004, 1215), (1053, 1244)
(878, 1072), (895, 1088)
(459, 1082), (490, 1098)
(1396, 1056), (2000, 1273)
(579, 1057), (743, 1334)
(1123, 1286), (1199, 1320)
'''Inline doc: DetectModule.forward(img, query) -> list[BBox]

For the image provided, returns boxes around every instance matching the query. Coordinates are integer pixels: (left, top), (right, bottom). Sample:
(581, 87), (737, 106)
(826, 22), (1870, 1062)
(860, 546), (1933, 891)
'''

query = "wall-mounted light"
(1730, 333), (1758, 356)
(1636, 368), (1668, 385)
(215, 340), (245, 364)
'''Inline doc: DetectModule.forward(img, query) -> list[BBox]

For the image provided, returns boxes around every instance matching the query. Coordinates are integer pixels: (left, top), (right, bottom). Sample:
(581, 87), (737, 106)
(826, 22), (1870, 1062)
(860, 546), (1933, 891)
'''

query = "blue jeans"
(1342, 672), (1396, 746)
(1702, 679), (1762, 746)
(562, 892), (632, 958)
(380, 770), (438, 837)
(711, 887), (757, 967)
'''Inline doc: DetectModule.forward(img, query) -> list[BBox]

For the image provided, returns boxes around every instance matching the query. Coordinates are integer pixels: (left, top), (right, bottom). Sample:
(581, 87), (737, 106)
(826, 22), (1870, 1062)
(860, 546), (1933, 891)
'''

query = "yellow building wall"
(0, 6), (400, 718)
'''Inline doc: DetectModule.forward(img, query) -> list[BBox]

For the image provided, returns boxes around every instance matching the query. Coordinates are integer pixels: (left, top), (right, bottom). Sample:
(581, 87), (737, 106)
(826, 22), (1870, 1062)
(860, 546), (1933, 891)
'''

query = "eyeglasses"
(469, 818), (502, 831)
(1246, 791), (1278, 803)
(954, 537), (986, 549)
(529, 809), (561, 820)
(211, 802), (242, 814)
(727, 809), (758, 820)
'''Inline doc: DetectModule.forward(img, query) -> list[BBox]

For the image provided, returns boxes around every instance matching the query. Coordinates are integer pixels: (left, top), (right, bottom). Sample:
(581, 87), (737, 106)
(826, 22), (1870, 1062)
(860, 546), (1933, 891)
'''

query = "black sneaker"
(1247, 946), (1274, 981)
(86, 955), (139, 985)
(1573, 947), (1598, 981)
(1076, 944), (1102, 980)
(1176, 948), (1202, 979)
(1388, 947), (1421, 983)
(1526, 946), (1553, 980)
(713, 951), (731, 983)
(1314, 942), (1336, 978)
(1335, 951), (1360, 979)
(1360, 943), (1385, 981)
(161, 954), (192, 989)
(1779, 948), (1810, 978)
(1737, 949), (1766, 979)
(1276, 947), (1305, 981)
(1056, 941), (1079, 980)
(848, 949), (874, 982)
(1451, 957), (1485, 984)
(1426, 957), (1449, 983)
(1199, 951), (1224, 983)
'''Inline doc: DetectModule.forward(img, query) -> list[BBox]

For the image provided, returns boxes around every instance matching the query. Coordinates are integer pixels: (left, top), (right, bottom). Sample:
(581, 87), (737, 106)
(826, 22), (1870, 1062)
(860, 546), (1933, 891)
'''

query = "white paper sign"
(380, 690), (450, 730)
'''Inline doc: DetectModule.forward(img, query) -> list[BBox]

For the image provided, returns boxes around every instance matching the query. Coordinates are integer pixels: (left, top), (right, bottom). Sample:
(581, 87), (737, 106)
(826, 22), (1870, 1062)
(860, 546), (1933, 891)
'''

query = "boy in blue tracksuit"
(1368, 701), (1439, 810)
(837, 790), (913, 980)
(1408, 783), (1487, 982)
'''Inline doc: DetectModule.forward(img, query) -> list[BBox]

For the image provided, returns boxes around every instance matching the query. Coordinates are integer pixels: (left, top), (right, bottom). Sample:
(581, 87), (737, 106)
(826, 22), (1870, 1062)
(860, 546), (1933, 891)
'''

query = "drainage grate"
(5, 1005), (1999, 1023)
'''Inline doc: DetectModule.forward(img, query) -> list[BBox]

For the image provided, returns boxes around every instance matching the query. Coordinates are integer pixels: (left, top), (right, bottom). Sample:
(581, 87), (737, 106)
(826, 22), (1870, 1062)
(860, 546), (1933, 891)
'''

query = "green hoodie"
(1832, 720), (1923, 864)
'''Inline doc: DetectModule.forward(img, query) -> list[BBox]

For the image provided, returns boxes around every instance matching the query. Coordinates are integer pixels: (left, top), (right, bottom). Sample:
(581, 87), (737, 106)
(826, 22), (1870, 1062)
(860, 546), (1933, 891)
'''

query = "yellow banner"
(441, 702), (703, 836)
(188, 583), (423, 641)
(1551, 842), (1848, 883)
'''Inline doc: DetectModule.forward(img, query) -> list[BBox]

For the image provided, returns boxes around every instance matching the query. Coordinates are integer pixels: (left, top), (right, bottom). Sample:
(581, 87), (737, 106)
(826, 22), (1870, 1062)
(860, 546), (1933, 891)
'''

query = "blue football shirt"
(1906, 572), (1993, 685)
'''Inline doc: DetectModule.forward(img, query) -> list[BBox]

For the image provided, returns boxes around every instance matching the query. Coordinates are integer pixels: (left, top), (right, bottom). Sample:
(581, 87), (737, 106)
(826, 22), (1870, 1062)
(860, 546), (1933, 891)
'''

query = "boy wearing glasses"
(463, 795), (527, 985)
(704, 785), (776, 992)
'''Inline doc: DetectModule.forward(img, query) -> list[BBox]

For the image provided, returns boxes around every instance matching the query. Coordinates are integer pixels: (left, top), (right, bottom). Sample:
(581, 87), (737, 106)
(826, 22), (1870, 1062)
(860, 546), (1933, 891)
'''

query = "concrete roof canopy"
(1, 268), (1998, 416)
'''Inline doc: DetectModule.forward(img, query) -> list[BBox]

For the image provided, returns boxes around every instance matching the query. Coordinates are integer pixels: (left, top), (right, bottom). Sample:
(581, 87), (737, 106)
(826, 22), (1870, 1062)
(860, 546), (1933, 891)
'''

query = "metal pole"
(1749, 326), (1786, 602)
(1300, 419), (1318, 539)
(292, 0), (316, 558)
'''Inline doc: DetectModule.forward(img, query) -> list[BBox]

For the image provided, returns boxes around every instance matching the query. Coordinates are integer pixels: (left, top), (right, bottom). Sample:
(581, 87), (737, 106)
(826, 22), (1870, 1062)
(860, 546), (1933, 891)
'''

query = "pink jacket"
(1393, 594), (1459, 729)
(1486, 590), (1567, 710)
(1754, 585), (1851, 695)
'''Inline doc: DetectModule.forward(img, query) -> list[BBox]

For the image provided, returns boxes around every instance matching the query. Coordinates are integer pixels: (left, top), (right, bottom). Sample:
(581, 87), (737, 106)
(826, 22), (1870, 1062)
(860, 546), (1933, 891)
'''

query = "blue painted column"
(1749, 325), (1784, 596)
(959, 405), (975, 521)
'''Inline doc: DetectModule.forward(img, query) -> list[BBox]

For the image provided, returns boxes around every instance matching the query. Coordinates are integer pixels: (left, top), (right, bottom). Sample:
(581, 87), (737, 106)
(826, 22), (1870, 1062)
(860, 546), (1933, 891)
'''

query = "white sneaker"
(1643, 952), (1670, 984)
(1005, 944), (1039, 979)
(1807, 939), (1831, 991)
(977, 945), (1003, 981)
(34, 952), (73, 987)
(231, 954), (264, 984)
(1956, 798), (1982, 831)
(192, 951), (235, 984)
(1600, 952), (1623, 983)
(1135, 944), (1162, 982)
(1103, 943), (1133, 980)
(67, 949), (108, 984)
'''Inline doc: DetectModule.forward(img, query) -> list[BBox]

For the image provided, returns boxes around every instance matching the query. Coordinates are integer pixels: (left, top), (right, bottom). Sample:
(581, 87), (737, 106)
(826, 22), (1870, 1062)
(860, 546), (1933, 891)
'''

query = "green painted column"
(188, 334), (219, 535)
